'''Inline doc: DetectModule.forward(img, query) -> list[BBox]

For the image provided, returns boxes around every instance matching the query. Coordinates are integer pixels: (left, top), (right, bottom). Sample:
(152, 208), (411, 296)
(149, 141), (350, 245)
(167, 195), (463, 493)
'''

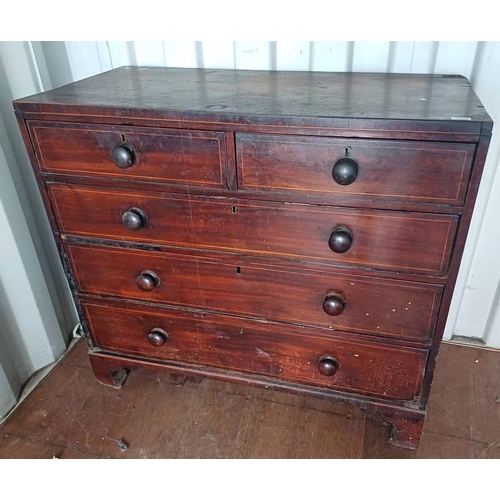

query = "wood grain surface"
(68, 244), (442, 342)
(30, 121), (228, 189)
(50, 184), (458, 275)
(15, 67), (491, 124)
(83, 300), (428, 401)
(237, 134), (475, 206)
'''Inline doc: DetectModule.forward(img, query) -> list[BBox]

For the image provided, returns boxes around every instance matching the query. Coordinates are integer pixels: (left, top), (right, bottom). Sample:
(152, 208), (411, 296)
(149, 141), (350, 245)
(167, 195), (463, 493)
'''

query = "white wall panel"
(445, 42), (500, 347)
(0, 42), (76, 340)
(0, 42), (74, 417)
(0, 134), (66, 417)
(234, 41), (271, 70)
(311, 42), (351, 72)
(107, 41), (134, 68)
(352, 41), (391, 72)
(434, 41), (478, 80)
(276, 41), (310, 71)
(388, 41), (415, 73)
(202, 42), (235, 69)
(39, 41), (74, 87)
(410, 41), (439, 73)
(0, 357), (18, 420)
(95, 42), (114, 73)
(0, 141), (63, 379)
(65, 41), (111, 80)
(163, 41), (200, 68)
(134, 41), (166, 66)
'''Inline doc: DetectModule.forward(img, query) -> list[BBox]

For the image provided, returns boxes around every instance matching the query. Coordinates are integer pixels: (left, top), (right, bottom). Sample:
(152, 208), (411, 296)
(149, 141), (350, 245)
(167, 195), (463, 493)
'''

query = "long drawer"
(236, 134), (475, 206)
(68, 244), (442, 342)
(29, 122), (229, 189)
(51, 184), (457, 275)
(83, 300), (428, 401)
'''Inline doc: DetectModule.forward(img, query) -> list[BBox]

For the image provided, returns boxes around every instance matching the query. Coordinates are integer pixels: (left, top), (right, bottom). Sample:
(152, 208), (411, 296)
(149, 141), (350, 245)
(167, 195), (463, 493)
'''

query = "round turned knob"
(317, 355), (339, 377)
(148, 327), (169, 347)
(328, 226), (353, 253)
(135, 270), (160, 292)
(122, 207), (147, 231)
(332, 157), (359, 185)
(111, 143), (135, 168)
(323, 293), (346, 316)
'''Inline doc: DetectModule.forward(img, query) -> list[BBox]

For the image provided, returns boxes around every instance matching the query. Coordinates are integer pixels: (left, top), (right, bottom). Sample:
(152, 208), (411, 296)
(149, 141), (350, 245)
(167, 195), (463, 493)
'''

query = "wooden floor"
(1, 339), (499, 459)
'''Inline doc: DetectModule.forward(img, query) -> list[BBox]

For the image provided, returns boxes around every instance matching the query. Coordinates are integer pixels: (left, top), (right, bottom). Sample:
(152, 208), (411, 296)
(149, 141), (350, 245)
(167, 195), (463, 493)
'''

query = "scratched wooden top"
(14, 66), (492, 129)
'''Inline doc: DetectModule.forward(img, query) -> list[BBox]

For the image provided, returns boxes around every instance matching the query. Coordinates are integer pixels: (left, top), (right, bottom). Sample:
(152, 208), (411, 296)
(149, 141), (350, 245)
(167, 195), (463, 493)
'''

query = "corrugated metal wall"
(38, 41), (485, 83)
(1, 40), (499, 415)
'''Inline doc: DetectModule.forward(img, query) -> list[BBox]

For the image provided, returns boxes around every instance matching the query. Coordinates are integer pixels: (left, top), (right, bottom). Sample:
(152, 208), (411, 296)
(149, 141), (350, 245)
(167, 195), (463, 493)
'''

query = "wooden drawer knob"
(317, 355), (339, 377)
(136, 270), (160, 291)
(323, 293), (346, 316)
(111, 143), (135, 168)
(328, 226), (353, 253)
(148, 328), (169, 347)
(122, 207), (147, 231)
(332, 158), (358, 185)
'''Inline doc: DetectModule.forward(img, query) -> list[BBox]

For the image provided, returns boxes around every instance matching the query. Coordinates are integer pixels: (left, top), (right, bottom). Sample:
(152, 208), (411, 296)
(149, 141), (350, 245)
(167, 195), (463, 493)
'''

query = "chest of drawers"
(14, 67), (493, 449)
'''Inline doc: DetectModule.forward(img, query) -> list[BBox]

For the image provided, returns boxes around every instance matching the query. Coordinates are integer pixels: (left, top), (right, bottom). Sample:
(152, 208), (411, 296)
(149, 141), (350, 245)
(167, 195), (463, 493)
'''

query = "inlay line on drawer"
(236, 134), (475, 206)
(49, 184), (458, 276)
(67, 244), (443, 342)
(83, 300), (428, 401)
(29, 121), (229, 189)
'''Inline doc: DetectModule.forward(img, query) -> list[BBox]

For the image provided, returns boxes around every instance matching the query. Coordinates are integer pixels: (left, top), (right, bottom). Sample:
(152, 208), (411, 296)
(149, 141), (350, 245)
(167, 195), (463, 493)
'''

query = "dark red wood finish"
(13, 67), (493, 450)
(68, 244), (442, 343)
(49, 184), (457, 275)
(82, 300), (427, 401)
(29, 121), (229, 190)
(237, 134), (475, 206)
(420, 132), (493, 406)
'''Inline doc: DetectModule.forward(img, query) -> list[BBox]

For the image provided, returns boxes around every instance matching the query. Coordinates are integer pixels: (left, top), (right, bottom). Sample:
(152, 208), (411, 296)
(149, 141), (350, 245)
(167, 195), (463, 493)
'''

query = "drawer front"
(83, 300), (428, 401)
(29, 122), (228, 189)
(69, 245), (442, 342)
(51, 185), (457, 275)
(236, 134), (475, 206)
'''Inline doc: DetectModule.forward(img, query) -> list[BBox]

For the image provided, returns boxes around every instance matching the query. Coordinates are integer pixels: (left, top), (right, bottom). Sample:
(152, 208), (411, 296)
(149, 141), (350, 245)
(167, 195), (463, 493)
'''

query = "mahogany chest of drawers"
(14, 67), (493, 449)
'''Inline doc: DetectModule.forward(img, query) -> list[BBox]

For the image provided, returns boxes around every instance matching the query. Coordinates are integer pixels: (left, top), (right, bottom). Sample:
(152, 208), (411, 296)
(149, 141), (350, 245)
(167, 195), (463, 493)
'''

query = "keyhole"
(344, 146), (351, 157)
(120, 134), (126, 143)
(236, 266), (242, 275)
(231, 206), (237, 214)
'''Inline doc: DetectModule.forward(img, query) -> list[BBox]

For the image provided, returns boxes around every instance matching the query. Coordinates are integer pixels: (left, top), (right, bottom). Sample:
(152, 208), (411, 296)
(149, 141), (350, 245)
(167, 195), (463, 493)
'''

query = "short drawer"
(29, 121), (228, 189)
(83, 300), (428, 401)
(69, 245), (442, 343)
(51, 185), (458, 276)
(236, 134), (475, 206)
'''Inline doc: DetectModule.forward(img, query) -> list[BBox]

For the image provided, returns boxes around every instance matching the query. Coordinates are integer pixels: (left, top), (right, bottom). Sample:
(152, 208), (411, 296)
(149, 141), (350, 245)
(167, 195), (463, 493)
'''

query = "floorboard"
(1, 340), (499, 459)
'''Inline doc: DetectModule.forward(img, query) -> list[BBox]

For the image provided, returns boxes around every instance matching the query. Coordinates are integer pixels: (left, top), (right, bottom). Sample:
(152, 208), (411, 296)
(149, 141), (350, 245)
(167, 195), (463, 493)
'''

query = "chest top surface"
(14, 67), (492, 130)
